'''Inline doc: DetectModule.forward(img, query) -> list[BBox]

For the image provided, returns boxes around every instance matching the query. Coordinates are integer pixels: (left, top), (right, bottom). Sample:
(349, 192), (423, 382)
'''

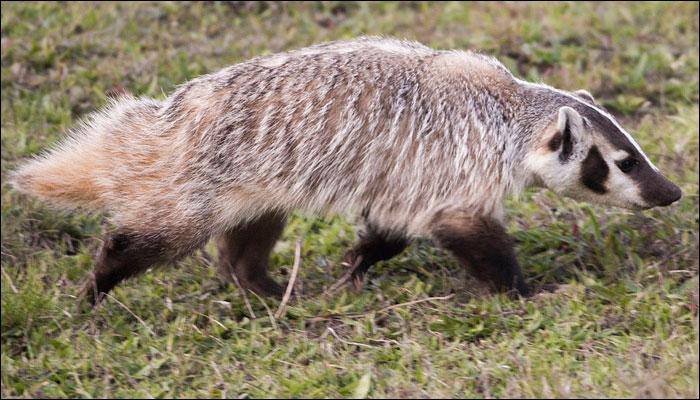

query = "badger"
(10, 37), (682, 304)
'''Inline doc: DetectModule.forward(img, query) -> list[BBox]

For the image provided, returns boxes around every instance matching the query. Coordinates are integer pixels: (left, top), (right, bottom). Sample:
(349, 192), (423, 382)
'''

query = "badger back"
(167, 40), (523, 232)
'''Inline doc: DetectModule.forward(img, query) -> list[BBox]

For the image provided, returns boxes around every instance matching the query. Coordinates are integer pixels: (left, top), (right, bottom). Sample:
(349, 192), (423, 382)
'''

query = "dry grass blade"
(102, 293), (154, 336)
(275, 239), (302, 318)
(304, 294), (456, 323)
(375, 294), (455, 314)
(326, 327), (376, 349)
(249, 289), (278, 330)
(228, 270), (257, 320)
(201, 247), (257, 319)
(1, 266), (19, 294)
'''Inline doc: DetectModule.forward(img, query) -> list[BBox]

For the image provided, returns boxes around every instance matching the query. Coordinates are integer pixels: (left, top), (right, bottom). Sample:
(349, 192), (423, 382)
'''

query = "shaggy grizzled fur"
(10, 37), (681, 302)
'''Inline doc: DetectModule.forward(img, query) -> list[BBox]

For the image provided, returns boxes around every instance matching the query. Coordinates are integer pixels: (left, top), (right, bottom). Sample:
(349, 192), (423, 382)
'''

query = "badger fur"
(10, 37), (682, 302)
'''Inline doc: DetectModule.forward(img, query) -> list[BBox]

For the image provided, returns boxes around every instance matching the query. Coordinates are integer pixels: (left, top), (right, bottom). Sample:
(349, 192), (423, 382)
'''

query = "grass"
(1, 1), (698, 398)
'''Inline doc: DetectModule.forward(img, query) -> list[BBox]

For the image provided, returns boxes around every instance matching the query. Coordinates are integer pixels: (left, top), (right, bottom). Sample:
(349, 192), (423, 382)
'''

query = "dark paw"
(341, 251), (369, 292)
(78, 275), (103, 309)
(517, 283), (533, 298)
(503, 282), (532, 299)
(350, 271), (366, 291)
(243, 275), (285, 299)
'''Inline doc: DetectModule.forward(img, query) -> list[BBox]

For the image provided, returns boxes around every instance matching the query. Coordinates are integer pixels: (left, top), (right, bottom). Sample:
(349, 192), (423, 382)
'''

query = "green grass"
(1, 1), (698, 398)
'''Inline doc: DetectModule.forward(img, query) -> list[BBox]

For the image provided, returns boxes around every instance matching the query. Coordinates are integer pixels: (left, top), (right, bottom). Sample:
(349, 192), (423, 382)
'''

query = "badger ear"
(574, 89), (596, 104)
(547, 106), (583, 162)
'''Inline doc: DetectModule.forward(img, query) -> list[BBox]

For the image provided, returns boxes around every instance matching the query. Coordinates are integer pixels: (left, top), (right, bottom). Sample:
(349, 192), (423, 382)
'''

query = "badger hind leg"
(430, 210), (531, 297)
(342, 222), (410, 290)
(83, 227), (207, 306)
(216, 212), (287, 298)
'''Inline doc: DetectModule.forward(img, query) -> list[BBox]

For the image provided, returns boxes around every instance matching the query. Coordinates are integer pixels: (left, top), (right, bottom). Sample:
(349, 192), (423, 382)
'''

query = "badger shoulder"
(428, 50), (515, 83)
(246, 36), (434, 68)
(289, 35), (435, 57)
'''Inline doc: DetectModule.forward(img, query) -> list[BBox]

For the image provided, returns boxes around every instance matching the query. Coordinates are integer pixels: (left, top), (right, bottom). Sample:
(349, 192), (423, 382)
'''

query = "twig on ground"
(275, 239), (302, 318)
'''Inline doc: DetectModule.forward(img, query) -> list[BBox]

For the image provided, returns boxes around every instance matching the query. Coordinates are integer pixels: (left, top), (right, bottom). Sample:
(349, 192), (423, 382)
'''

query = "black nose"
(657, 184), (682, 206)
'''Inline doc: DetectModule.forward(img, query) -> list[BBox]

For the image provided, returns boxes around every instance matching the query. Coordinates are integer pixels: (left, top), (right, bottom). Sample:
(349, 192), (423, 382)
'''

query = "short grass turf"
(1, 2), (698, 398)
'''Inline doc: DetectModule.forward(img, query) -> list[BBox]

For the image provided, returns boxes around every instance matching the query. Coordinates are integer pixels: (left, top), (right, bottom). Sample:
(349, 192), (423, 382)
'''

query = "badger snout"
(655, 182), (682, 207)
(641, 175), (682, 208)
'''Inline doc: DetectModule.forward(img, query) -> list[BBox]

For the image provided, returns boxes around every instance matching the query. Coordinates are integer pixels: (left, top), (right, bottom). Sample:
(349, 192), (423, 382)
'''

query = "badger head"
(526, 90), (682, 209)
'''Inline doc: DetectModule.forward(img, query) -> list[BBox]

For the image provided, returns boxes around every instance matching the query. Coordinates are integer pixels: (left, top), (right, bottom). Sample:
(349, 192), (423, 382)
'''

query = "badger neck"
(504, 80), (588, 190)
(442, 71), (543, 203)
(385, 89), (502, 222)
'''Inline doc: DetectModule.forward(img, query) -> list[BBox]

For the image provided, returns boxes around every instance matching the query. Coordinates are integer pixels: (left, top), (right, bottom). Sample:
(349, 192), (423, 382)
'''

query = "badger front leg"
(430, 210), (530, 297)
(342, 223), (410, 289)
(215, 212), (287, 298)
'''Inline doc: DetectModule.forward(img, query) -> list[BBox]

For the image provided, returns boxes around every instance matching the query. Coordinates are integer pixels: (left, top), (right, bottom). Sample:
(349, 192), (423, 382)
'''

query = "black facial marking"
(560, 123), (574, 162)
(580, 145), (609, 194)
(577, 106), (635, 154)
(574, 104), (681, 205)
(558, 99), (682, 206)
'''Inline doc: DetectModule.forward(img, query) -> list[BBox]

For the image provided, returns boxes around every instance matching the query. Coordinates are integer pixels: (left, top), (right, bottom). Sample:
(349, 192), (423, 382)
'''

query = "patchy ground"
(1, 2), (698, 398)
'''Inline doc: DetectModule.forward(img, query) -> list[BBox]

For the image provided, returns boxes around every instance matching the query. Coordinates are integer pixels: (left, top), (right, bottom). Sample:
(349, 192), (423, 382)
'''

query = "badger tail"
(9, 95), (163, 211)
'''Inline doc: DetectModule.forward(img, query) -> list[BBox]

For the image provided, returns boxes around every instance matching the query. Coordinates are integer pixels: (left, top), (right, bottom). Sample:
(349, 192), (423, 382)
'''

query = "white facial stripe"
(518, 80), (660, 172)
(611, 149), (631, 162)
(591, 107), (659, 172)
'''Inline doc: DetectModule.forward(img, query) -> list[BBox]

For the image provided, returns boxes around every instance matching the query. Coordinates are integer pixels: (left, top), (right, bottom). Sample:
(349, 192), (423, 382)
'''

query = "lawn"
(1, 2), (698, 398)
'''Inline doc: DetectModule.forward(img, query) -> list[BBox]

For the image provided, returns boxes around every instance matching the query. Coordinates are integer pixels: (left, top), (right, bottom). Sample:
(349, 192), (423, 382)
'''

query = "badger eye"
(616, 157), (639, 173)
